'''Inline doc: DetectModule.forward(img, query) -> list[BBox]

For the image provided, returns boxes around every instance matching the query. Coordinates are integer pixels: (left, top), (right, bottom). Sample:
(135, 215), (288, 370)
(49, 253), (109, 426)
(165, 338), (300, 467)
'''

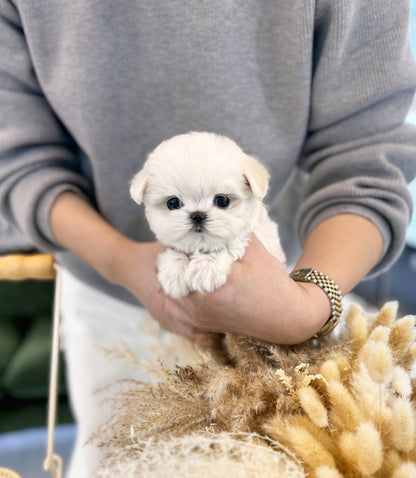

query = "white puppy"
(130, 132), (285, 298)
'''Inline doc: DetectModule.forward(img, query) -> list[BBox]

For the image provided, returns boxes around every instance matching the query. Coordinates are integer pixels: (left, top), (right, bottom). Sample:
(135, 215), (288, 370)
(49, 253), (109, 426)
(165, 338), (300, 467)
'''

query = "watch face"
(291, 268), (342, 338)
(290, 268), (314, 281)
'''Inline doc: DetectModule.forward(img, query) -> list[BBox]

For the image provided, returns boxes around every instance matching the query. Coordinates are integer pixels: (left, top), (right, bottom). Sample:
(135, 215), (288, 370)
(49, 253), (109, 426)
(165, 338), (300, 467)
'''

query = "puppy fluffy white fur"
(130, 132), (285, 298)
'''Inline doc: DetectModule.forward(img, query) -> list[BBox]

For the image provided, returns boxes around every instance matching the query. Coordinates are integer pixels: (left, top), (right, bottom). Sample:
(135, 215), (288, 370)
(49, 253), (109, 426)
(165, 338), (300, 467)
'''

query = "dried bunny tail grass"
(290, 414), (337, 461)
(262, 413), (336, 470)
(319, 360), (340, 382)
(283, 423), (336, 470)
(372, 301), (399, 328)
(297, 386), (328, 428)
(338, 422), (383, 475)
(353, 421), (383, 474)
(93, 432), (306, 478)
(390, 397), (416, 452)
(326, 380), (363, 432)
(383, 449), (405, 475)
(345, 303), (364, 330)
(315, 466), (344, 478)
(345, 305), (369, 349)
(392, 365), (413, 398)
(391, 461), (416, 478)
(360, 340), (394, 384)
(338, 431), (357, 470)
(263, 413), (335, 473)
(349, 363), (392, 432)
(368, 325), (391, 343)
(389, 315), (416, 364)
(263, 417), (336, 472)
(334, 356), (352, 381)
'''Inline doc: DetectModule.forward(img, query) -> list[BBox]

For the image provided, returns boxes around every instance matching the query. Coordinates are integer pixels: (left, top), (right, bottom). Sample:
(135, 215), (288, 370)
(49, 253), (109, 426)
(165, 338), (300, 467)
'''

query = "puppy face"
(130, 132), (270, 253)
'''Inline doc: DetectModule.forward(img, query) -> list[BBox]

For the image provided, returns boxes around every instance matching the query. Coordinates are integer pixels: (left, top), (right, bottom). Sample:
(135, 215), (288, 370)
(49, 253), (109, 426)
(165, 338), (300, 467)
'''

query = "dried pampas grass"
(93, 431), (305, 478)
(94, 302), (416, 477)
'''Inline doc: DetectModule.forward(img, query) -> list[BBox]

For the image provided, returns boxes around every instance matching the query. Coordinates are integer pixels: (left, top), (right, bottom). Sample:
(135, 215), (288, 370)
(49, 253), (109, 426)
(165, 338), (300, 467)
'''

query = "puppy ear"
(129, 169), (148, 204)
(242, 155), (270, 200)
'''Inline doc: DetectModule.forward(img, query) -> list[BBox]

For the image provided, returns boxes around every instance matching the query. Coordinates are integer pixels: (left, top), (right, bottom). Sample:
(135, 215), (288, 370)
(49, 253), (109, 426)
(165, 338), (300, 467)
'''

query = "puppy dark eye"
(166, 197), (183, 210)
(214, 195), (230, 208)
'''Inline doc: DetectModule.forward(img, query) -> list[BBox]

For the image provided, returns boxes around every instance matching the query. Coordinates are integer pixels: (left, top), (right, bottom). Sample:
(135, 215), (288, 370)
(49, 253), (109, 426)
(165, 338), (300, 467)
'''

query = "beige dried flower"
(315, 466), (344, 478)
(348, 312), (369, 349)
(339, 423), (383, 475)
(360, 340), (394, 384)
(389, 316), (416, 364)
(391, 397), (415, 452)
(368, 325), (390, 344)
(353, 422), (383, 475)
(350, 363), (392, 432)
(326, 380), (362, 431)
(284, 424), (336, 470)
(93, 302), (416, 478)
(372, 301), (398, 328)
(319, 360), (340, 382)
(383, 449), (405, 475)
(345, 303), (364, 330)
(392, 365), (412, 398)
(391, 461), (416, 478)
(338, 431), (357, 469)
(297, 386), (328, 428)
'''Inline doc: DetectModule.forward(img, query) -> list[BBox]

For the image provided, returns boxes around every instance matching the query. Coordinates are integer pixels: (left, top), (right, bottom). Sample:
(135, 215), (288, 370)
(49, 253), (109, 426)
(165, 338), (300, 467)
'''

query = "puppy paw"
(157, 249), (190, 298)
(228, 236), (249, 261)
(185, 251), (232, 294)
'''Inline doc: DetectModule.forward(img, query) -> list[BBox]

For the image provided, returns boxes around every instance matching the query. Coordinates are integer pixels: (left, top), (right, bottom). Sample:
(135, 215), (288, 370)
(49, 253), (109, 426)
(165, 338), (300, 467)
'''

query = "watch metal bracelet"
(289, 268), (343, 338)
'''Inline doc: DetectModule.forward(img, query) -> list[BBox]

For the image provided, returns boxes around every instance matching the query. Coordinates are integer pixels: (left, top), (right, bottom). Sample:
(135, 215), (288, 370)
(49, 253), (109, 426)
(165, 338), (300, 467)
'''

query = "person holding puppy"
(1, 1), (416, 476)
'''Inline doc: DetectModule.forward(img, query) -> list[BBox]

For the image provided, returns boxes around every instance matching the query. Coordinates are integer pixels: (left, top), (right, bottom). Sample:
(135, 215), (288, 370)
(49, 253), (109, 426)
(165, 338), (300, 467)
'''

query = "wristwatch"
(290, 268), (343, 338)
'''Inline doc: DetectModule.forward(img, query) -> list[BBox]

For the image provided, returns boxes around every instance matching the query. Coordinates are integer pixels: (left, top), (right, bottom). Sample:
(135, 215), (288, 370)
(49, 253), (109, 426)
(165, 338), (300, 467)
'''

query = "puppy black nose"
(190, 212), (207, 224)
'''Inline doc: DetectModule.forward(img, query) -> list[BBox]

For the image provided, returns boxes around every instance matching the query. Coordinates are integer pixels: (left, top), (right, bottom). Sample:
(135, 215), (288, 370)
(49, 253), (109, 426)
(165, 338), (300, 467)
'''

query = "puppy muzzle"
(190, 211), (207, 233)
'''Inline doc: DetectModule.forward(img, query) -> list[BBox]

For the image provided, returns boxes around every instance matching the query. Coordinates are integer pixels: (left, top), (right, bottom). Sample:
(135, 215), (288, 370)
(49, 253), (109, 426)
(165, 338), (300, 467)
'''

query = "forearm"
(49, 191), (135, 284)
(295, 214), (384, 292)
(292, 213), (384, 330)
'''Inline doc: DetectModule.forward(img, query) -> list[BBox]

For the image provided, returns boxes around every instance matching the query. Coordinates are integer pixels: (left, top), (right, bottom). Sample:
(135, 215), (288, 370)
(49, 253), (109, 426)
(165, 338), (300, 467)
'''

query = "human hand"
(171, 235), (331, 344)
(111, 240), (207, 341)
(114, 236), (331, 344)
(109, 232), (332, 345)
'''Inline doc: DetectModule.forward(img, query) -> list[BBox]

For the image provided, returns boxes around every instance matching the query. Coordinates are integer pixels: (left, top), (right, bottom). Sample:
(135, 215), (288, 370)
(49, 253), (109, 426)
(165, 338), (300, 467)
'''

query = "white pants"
(60, 269), (163, 478)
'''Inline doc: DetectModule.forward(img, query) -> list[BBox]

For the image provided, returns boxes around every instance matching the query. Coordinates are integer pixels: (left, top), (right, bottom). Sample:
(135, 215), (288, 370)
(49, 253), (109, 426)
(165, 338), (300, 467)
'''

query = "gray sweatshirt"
(1, 0), (416, 304)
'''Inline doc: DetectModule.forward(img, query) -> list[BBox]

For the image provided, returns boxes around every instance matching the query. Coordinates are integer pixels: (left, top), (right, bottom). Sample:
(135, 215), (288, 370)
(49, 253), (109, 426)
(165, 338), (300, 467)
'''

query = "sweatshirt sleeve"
(0, 0), (93, 251)
(297, 0), (416, 274)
